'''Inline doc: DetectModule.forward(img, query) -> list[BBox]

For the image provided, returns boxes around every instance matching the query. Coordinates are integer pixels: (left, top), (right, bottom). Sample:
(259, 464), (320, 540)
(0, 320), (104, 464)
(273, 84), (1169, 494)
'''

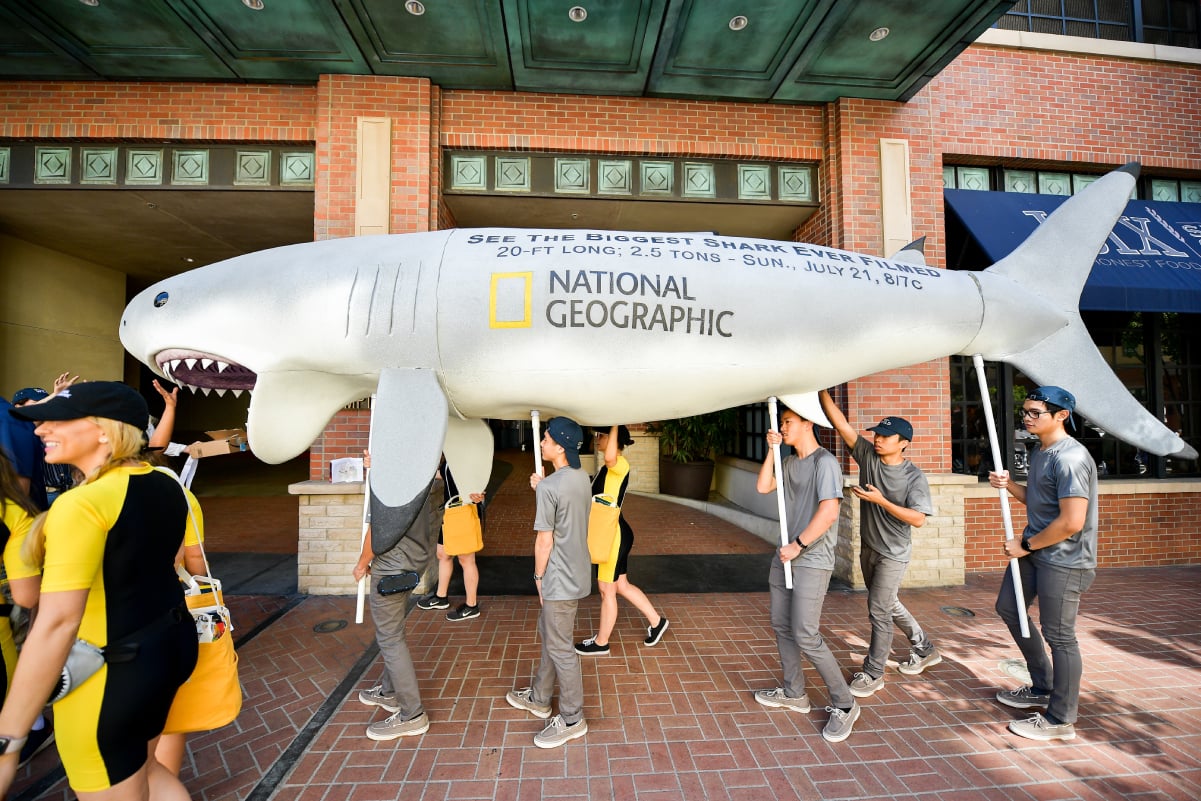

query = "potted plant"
(651, 409), (737, 500)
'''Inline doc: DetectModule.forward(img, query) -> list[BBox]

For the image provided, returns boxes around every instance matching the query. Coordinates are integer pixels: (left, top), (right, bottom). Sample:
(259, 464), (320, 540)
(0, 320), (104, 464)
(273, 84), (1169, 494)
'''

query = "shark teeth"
(217, 361), (228, 373)
(200, 358), (213, 370)
(184, 358), (197, 370)
(233, 390), (244, 398)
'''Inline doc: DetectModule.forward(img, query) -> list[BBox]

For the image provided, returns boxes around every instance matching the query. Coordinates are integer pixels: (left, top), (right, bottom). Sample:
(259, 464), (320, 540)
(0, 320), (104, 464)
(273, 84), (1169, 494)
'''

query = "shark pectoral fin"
(246, 371), (374, 464)
(443, 416), (494, 497)
(367, 369), (448, 554)
(1006, 319), (1197, 459)
(777, 392), (833, 428)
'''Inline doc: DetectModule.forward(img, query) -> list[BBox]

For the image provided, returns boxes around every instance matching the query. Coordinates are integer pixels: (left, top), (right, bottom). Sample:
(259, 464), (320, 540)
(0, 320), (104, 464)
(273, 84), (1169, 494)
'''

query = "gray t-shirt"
(372, 490), (434, 575)
(1024, 436), (1099, 570)
(852, 436), (933, 562)
(533, 466), (592, 601)
(782, 448), (843, 571)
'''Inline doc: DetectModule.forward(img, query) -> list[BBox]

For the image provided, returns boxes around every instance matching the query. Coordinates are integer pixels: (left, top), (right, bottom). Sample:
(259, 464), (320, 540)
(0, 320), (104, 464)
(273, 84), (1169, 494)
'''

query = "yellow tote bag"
(443, 496), (484, 556)
(163, 574), (242, 734)
(587, 494), (621, 564)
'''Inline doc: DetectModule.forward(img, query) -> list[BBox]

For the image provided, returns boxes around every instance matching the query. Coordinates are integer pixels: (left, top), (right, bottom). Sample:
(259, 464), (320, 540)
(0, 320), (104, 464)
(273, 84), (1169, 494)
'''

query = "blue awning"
(944, 189), (1201, 312)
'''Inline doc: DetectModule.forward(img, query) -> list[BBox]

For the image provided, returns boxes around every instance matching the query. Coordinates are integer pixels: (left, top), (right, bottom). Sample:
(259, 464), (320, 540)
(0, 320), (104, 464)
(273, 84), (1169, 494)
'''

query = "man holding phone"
(819, 390), (939, 699)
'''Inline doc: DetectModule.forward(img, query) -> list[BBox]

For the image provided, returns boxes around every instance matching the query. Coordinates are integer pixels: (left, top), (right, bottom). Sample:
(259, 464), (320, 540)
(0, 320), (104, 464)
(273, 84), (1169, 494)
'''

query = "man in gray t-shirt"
(820, 390), (940, 699)
(989, 385), (1098, 743)
(505, 416), (592, 749)
(753, 406), (860, 743)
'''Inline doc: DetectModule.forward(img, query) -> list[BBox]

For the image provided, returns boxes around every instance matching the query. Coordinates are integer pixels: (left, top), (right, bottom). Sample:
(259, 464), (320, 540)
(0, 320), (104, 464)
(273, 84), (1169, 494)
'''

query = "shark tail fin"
(964, 163), (1196, 460)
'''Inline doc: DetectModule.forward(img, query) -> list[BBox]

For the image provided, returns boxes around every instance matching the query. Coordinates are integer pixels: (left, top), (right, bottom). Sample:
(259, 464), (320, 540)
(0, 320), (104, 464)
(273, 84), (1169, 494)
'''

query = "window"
(998, 0), (1199, 47)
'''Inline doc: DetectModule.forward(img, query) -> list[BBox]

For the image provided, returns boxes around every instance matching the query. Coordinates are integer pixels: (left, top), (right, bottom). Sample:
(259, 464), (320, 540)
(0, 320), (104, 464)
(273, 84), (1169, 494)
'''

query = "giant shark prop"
(121, 163), (1195, 546)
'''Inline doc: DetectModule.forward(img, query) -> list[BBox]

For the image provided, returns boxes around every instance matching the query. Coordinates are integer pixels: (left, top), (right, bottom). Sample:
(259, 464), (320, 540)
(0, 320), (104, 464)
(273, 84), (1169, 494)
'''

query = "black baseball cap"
(546, 416), (583, 469)
(867, 416), (914, 441)
(11, 387), (49, 406)
(8, 381), (149, 430)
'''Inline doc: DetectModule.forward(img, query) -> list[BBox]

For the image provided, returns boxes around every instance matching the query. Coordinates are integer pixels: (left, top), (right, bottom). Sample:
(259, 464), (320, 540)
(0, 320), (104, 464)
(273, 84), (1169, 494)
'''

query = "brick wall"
(964, 482), (1201, 573)
(0, 81), (316, 141)
(309, 408), (370, 481)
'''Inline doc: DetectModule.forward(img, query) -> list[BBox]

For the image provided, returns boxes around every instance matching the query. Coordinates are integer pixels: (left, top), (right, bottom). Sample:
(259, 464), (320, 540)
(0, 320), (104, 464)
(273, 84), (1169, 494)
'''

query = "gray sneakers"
(505, 687), (552, 719)
(996, 686), (1051, 710)
(753, 687), (811, 713)
(358, 684), (399, 713)
(849, 671), (884, 698)
(1009, 712), (1076, 741)
(822, 703), (861, 743)
(533, 715), (588, 748)
(897, 648), (943, 676)
(366, 711), (430, 741)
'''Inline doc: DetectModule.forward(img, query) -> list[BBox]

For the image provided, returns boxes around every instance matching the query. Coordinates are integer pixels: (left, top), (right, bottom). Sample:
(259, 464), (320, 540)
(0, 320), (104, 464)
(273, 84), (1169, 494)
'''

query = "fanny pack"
(48, 605), (190, 704)
(377, 571), (421, 596)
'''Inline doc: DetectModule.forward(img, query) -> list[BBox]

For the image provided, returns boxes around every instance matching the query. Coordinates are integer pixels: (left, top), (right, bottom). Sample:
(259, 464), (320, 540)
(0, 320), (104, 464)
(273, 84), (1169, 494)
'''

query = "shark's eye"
(154, 292), (169, 308)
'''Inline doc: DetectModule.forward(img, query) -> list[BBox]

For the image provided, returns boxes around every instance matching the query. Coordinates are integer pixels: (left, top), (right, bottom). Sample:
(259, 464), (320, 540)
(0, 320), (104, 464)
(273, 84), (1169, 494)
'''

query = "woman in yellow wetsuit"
(574, 426), (669, 655)
(0, 382), (197, 800)
(0, 451), (40, 699)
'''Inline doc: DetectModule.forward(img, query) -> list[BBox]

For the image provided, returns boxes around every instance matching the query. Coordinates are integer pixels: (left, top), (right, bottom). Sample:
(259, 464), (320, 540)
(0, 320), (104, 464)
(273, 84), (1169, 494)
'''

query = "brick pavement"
(10, 453), (1201, 801)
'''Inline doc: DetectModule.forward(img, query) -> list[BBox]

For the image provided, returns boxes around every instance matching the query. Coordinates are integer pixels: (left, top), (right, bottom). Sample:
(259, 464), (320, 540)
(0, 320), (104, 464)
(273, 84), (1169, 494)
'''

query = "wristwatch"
(795, 538), (809, 551)
(1020, 536), (1038, 553)
(533, 574), (543, 581)
(0, 735), (27, 755)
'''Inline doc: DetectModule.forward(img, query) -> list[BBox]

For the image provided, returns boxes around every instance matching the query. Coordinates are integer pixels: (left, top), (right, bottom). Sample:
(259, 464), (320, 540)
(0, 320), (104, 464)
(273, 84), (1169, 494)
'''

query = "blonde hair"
(22, 417), (148, 569)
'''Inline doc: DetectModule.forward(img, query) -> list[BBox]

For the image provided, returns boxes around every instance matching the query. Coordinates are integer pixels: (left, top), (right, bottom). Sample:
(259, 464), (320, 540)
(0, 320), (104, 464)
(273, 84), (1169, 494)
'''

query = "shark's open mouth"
(156, 348), (257, 397)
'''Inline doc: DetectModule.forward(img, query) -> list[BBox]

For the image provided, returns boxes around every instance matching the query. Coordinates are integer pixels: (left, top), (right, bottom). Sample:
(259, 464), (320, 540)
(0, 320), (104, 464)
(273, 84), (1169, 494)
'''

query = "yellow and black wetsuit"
(42, 465), (198, 792)
(592, 454), (633, 583)
(0, 500), (35, 700)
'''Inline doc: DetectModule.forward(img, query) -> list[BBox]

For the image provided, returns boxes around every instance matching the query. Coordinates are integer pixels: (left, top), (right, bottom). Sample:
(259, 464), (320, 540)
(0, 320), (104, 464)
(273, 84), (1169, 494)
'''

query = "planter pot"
(658, 457), (714, 501)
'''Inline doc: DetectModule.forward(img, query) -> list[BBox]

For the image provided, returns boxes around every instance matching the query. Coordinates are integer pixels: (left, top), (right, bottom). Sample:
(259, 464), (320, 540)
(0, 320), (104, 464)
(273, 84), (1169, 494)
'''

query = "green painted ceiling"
(0, 0), (1014, 103)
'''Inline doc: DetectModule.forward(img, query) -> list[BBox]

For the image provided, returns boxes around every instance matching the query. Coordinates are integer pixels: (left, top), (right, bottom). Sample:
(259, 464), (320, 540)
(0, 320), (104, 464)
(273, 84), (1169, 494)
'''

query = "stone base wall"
(292, 479), (444, 596)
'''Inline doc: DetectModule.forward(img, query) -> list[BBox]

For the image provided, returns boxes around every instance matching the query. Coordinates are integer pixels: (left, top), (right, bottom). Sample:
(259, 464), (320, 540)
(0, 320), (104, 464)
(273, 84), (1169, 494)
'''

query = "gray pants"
(370, 574), (424, 720)
(861, 548), (932, 677)
(769, 559), (854, 708)
(995, 556), (1095, 725)
(530, 599), (584, 725)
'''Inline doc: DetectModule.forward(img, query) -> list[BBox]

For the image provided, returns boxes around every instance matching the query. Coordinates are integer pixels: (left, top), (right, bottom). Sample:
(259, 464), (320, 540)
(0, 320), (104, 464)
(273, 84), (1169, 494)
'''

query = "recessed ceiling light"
(405, 1), (425, 14)
(241, 0), (264, 9)
(182, 257), (195, 263)
(79, 0), (100, 7)
(729, 16), (748, 31)
(869, 27), (890, 42)
(569, 6), (587, 22)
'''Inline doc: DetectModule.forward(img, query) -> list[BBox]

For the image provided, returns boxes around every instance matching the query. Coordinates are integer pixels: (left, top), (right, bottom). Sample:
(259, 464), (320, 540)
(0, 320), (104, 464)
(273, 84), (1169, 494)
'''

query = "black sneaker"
(574, 637), (610, 655)
(416, 594), (450, 610)
(19, 724), (54, 768)
(447, 604), (480, 622)
(644, 617), (670, 646)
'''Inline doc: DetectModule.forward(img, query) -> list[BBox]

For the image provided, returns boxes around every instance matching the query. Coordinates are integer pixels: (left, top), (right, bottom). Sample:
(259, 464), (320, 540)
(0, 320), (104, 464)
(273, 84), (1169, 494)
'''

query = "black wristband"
(1020, 536), (1037, 552)
(795, 537), (808, 551)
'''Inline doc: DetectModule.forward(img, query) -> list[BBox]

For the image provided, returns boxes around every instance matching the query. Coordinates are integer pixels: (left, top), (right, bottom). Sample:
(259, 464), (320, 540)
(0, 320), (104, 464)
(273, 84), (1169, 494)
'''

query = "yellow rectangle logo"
(490, 271), (533, 328)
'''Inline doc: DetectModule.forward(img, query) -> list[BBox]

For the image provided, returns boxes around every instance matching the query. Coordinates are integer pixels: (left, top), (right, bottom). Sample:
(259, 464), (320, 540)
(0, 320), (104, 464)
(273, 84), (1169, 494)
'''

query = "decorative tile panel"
(738, 165), (770, 200)
(639, 162), (673, 195)
(450, 155), (487, 190)
(495, 157), (530, 191)
(235, 150), (271, 186)
(1038, 172), (1071, 196)
(1071, 174), (1099, 194)
(81, 147), (118, 184)
(0, 148), (9, 184)
(955, 166), (989, 191)
(1150, 179), (1179, 202)
(1004, 170), (1036, 193)
(1183, 182), (1201, 204)
(554, 158), (589, 193)
(280, 152), (314, 186)
(172, 150), (209, 185)
(598, 160), (631, 195)
(942, 165), (954, 188)
(778, 166), (813, 202)
(682, 163), (715, 198)
(34, 146), (71, 184)
(126, 150), (164, 185)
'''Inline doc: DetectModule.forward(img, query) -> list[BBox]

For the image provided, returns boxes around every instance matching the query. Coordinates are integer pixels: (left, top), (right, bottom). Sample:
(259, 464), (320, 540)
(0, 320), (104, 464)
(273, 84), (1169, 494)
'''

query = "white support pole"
(971, 354), (1031, 638)
(531, 410), (543, 477)
(767, 397), (794, 590)
(355, 394), (378, 625)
